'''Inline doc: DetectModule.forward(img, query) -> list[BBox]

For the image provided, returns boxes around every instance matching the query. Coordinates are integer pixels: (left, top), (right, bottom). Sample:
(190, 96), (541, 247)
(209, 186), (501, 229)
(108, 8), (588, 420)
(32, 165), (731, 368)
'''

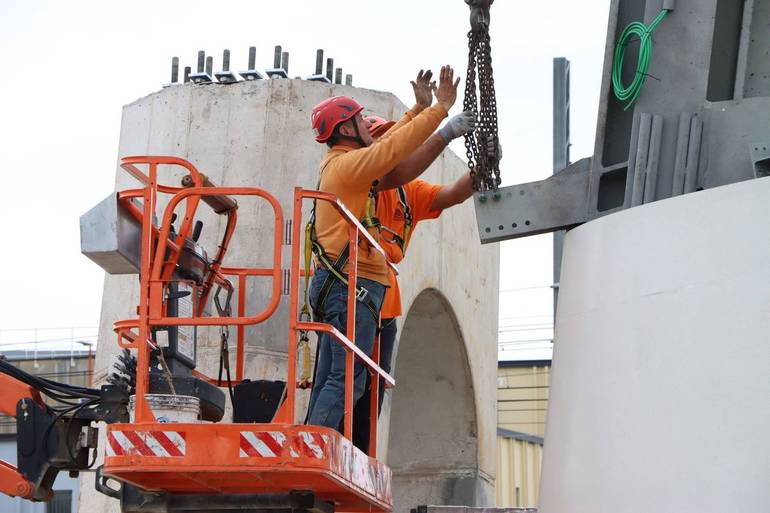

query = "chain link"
(464, 25), (501, 192)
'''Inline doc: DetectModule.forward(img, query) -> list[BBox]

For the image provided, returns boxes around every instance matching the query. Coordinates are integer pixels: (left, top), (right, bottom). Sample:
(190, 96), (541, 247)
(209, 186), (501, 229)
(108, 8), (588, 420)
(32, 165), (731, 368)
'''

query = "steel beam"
(552, 57), (570, 315)
(474, 157), (591, 244)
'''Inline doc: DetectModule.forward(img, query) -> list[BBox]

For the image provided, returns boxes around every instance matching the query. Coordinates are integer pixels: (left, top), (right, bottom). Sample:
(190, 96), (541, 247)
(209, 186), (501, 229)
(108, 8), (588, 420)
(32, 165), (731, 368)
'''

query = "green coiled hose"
(612, 9), (669, 110)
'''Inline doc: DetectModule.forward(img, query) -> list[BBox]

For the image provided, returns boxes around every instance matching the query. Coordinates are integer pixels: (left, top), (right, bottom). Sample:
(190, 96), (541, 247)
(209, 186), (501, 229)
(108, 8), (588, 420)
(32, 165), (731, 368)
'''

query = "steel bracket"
(474, 157), (591, 243)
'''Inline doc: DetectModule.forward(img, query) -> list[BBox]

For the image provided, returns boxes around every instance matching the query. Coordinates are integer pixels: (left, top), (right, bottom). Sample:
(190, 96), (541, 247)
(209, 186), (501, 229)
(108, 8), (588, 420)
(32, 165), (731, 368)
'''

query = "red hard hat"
(364, 115), (396, 139)
(311, 96), (364, 143)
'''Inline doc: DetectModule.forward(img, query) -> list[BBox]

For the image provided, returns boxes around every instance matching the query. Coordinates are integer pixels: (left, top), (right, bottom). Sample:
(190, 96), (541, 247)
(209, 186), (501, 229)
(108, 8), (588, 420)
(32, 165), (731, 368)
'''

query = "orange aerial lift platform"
(0, 156), (396, 513)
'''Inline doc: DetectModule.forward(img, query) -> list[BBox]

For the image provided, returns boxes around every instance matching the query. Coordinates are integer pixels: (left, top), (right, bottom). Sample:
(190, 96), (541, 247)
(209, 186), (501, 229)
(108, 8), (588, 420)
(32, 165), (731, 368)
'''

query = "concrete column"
(539, 177), (770, 512)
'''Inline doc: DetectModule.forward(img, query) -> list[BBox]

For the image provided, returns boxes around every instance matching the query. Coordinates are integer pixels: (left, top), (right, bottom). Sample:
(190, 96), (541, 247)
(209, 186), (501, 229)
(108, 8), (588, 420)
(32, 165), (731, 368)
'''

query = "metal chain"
(463, 25), (501, 192)
(464, 30), (480, 188)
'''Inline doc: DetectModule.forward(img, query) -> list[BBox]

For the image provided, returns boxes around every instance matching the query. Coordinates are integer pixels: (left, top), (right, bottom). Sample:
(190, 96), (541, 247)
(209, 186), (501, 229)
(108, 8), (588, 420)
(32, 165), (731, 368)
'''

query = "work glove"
(486, 138), (502, 162)
(438, 111), (476, 143)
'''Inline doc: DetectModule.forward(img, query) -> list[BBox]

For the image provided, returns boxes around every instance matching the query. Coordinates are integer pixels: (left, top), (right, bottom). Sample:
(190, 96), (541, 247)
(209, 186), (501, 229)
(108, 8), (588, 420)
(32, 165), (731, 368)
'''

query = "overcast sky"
(0, 0), (610, 359)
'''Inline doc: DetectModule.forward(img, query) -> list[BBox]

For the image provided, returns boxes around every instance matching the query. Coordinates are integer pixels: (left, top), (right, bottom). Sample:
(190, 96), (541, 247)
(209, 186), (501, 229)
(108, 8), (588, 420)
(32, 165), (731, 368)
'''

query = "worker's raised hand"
(438, 111), (476, 143)
(432, 65), (461, 112)
(411, 69), (434, 110)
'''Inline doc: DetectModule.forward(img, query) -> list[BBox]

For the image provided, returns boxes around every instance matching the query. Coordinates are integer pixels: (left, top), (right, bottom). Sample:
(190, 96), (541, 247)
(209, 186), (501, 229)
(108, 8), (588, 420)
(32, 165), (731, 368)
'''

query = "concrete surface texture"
(539, 177), (770, 512)
(78, 79), (499, 512)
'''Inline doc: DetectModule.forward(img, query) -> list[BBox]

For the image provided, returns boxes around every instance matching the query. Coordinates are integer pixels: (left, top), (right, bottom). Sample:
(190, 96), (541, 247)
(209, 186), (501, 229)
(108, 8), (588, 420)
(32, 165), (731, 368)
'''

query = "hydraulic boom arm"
(0, 358), (128, 502)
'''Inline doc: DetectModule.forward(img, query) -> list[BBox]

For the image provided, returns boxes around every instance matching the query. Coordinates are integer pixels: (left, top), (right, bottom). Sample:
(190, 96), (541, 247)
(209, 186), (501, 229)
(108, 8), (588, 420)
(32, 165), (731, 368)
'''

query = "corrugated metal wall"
(496, 361), (550, 509)
(497, 362), (550, 437)
(496, 434), (543, 508)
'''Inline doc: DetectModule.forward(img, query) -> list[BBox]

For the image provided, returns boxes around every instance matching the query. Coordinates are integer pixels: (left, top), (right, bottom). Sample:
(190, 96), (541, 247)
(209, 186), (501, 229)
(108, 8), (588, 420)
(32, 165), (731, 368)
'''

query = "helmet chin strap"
(338, 119), (369, 147)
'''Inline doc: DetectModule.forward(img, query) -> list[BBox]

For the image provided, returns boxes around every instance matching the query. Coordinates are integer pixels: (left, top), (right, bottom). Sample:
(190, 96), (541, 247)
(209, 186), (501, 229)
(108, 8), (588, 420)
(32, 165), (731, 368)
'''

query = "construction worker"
(347, 110), (492, 452)
(305, 66), (461, 431)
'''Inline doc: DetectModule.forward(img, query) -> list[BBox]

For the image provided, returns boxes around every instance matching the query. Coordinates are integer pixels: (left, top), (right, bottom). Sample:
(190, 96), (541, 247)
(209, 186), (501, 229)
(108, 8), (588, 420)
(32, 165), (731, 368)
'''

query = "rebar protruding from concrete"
(306, 49), (330, 82)
(315, 49), (324, 75)
(345, 74), (353, 86)
(216, 49), (238, 84)
(241, 46), (264, 80)
(184, 66), (191, 83)
(326, 58), (334, 81)
(266, 45), (289, 78)
(281, 51), (289, 74)
(190, 51), (213, 84)
(197, 51), (205, 73)
(335, 68), (342, 84)
(171, 57), (179, 83)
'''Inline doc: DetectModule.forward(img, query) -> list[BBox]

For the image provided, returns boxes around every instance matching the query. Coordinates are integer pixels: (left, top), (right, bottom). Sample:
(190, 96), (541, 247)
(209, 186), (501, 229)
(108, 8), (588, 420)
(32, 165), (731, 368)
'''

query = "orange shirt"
(315, 104), (447, 284)
(377, 180), (445, 318)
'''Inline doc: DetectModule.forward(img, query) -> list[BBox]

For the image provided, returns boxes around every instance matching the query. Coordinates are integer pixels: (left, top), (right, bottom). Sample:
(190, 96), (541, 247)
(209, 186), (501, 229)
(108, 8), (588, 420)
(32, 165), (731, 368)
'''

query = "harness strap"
(301, 173), (382, 323)
(379, 186), (414, 254)
(313, 243), (380, 321)
(396, 186), (413, 252)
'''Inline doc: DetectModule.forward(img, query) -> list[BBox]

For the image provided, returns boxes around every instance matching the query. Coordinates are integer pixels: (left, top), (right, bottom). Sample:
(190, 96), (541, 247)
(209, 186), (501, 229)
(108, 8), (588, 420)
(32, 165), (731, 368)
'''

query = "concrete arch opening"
(386, 288), (481, 512)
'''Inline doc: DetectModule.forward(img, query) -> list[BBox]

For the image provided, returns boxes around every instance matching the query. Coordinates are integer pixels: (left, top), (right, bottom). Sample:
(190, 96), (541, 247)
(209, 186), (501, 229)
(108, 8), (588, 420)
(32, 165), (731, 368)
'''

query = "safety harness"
(301, 175), (382, 323)
(379, 186), (413, 255)
(296, 180), (412, 388)
(297, 179), (380, 387)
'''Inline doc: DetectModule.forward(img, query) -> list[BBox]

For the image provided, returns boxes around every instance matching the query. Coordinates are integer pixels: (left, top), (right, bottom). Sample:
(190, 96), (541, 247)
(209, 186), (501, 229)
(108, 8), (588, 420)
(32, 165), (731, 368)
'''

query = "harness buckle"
(355, 286), (369, 303)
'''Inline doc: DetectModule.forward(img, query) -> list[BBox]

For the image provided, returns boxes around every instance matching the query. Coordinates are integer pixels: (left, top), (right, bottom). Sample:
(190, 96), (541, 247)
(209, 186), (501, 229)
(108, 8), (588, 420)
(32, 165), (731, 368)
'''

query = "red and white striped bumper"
(103, 423), (392, 513)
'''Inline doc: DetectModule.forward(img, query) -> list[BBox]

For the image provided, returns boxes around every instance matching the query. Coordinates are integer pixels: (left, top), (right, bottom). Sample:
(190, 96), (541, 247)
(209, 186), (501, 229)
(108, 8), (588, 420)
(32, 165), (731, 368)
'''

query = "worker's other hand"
(486, 138), (502, 162)
(432, 65), (461, 112)
(439, 111), (476, 143)
(411, 69), (434, 110)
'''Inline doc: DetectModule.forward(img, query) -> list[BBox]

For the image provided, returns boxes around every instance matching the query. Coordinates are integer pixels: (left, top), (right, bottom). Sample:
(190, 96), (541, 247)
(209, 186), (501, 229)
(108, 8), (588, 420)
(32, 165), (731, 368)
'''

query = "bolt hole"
(485, 227), (491, 233)
(498, 225), (504, 230)
(512, 223), (517, 228)
(525, 220), (531, 226)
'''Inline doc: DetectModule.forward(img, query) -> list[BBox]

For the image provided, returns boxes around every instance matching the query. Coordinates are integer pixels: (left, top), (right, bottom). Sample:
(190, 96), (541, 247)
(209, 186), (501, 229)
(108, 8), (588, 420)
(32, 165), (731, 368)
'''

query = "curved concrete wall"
(79, 79), (498, 512)
(388, 289), (490, 512)
(539, 177), (770, 512)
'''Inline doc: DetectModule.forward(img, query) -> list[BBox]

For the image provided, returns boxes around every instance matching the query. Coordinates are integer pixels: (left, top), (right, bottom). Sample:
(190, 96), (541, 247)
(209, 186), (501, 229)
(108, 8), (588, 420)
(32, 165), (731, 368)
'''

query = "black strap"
(313, 245), (380, 322)
(396, 185), (411, 221)
(307, 172), (381, 322)
(380, 186), (413, 253)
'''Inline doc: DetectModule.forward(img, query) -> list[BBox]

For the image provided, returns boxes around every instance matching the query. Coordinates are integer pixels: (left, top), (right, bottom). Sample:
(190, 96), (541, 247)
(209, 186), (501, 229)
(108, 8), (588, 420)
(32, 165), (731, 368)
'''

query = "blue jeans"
(349, 318), (397, 452)
(306, 269), (386, 430)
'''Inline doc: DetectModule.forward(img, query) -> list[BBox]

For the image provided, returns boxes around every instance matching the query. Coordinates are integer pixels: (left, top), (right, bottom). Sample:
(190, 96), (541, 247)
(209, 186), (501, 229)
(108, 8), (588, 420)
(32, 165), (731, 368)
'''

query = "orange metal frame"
(103, 156), (396, 512)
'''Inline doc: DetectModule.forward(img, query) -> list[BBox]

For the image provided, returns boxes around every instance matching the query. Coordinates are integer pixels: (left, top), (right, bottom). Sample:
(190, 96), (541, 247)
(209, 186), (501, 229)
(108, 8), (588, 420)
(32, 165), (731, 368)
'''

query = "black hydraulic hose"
(0, 359), (100, 399)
